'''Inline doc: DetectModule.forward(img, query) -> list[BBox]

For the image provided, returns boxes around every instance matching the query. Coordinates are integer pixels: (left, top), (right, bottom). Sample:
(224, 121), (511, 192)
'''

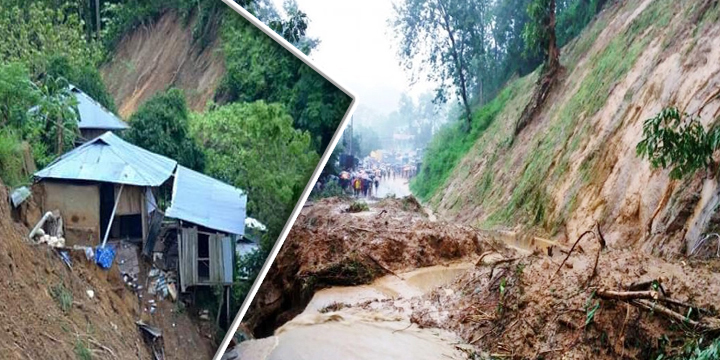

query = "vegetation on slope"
(413, 0), (683, 233)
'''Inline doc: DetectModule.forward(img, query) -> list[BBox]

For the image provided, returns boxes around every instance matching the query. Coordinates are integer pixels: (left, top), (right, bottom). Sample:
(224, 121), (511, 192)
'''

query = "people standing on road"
(353, 177), (361, 197)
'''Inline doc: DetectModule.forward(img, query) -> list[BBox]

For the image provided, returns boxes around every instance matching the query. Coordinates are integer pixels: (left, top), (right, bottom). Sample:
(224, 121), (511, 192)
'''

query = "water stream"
(237, 263), (474, 360)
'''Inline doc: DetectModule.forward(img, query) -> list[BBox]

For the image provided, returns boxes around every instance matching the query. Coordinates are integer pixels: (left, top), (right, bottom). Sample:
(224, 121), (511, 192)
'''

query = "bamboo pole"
(101, 184), (124, 248)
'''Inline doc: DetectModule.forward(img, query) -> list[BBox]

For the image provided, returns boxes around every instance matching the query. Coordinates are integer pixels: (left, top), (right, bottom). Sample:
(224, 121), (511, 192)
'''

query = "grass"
(50, 283), (73, 313)
(74, 339), (92, 360)
(410, 81), (525, 201)
(484, 0), (671, 229)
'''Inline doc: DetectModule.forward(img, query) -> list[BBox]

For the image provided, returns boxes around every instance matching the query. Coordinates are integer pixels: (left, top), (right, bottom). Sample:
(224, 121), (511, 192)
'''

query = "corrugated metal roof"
(166, 165), (247, 236)
(34, 132), (177, 186)
(70, 85), (129, 130)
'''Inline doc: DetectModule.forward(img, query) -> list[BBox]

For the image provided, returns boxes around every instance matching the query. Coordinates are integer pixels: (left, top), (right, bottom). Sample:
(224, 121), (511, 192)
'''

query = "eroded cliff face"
(429, 0), (720, 258)
(101, 10), (225, 118)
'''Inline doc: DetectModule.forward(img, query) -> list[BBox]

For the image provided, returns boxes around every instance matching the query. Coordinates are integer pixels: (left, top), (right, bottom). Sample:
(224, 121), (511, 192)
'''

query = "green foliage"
(32, 75), (80, 160)
(556, 0), (606, 47)
(0, 129), (24, 187)
(101, 1), (172, 51)
(310, 181), (348, 200)
(50, 283), (73, 313)
(217, 9), (351, 153)
(637, 107), (719, 179)
(0, 62), (39, 128)
(347, 201), (370, 213)
(125, 88), (205, 171)
(190, 101), (319, 245)
(523, 0), (555, 59)
(683, 338), (720, 360)
(411, 83), (519, 200)
(585, 291), (600, 327)
(46, 55), (116, 112)
(74, 339), (92, 360)
(0, 3), (103, 75)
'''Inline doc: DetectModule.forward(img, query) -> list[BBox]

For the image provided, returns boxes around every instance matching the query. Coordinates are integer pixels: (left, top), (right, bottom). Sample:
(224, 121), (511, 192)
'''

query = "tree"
(189, 101), (319, 247)
(0, 3), (102, 76)
(32, 75), (79, 158)
(524, 0), (559, 73)
(217, 9), (351, 154)
(124, 88), (205, 171)
(513, 0), (560, 137)
(392, 0), (489, 130)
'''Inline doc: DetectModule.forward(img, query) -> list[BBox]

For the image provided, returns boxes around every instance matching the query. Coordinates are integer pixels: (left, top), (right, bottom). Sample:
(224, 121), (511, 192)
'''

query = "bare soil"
(243, 197), (503, 338)
(242, 197), (720, 359)
(0, 180), (216, 359)
(101, 10), (225, 118)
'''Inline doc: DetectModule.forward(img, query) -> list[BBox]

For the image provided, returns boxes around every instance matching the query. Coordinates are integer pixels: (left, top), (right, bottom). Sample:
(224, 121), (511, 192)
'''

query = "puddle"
(304, 262), (473, 312)
(238, 263), (474, 360)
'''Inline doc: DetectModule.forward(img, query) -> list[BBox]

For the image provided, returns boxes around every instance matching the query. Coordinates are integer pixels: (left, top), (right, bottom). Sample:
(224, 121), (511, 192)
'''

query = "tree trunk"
(56, 116), (63, 155)
(438, 6), (472, 130)
(513, 0), (560, 138)
(547, 0), (559, 74)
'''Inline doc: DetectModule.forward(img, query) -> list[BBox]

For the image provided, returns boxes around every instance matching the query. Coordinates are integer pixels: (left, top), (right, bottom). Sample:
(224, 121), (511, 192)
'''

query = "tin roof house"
(34, 131), (249, 294)
(69, 85), (129, 143)
(165, 165), (247, 292)
(34, 131), (176, 247)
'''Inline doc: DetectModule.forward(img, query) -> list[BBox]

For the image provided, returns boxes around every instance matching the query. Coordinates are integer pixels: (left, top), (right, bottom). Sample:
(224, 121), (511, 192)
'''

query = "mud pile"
(0, 180), (215, 359)
(244, 197), (502, 337)
(404, 233), (720, 359)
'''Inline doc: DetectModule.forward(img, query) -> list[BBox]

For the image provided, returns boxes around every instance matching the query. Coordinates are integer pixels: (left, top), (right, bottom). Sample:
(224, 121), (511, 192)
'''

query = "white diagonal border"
(213, 1), (357, 358)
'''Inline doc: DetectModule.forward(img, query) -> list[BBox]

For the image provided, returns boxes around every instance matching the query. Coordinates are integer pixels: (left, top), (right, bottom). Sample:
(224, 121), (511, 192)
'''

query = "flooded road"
(374, 176), (411, 198)
(237, 263), (474, 360)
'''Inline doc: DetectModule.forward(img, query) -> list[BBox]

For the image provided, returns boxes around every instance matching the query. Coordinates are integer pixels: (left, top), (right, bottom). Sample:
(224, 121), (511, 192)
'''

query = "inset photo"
(0, 0), (352, 359)
(230, 0), (720, 359)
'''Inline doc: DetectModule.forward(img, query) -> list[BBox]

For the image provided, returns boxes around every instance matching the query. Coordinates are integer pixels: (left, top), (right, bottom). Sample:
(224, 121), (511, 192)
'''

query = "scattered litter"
(136, 320), (164, 360)
(86, 289), (94, 298)
(10, 186), (31, 208)
(57, 250), (72, 269)
(199, 309), (210, 321)
(84, 247), (94, 261)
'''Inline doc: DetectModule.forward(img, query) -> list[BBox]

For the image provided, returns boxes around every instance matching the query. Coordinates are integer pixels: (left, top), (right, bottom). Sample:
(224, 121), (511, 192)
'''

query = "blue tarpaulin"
(95, 246), (116, 269)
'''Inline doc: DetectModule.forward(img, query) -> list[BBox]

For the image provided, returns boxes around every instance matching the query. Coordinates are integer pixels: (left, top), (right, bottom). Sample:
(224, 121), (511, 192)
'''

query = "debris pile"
(243, 196), (505, 337)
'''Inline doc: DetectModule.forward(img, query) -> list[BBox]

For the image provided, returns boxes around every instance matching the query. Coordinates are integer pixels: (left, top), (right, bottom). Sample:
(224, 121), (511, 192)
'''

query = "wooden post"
(226, 286), (230, 328)
(101, 183), (123, 248)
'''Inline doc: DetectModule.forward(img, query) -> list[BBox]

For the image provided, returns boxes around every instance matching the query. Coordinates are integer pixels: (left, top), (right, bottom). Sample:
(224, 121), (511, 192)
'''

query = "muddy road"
(235, 197), (720, 359)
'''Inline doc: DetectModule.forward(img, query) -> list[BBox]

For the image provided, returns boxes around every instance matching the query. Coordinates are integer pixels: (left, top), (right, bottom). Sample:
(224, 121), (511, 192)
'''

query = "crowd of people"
(313, 152), (420, 198)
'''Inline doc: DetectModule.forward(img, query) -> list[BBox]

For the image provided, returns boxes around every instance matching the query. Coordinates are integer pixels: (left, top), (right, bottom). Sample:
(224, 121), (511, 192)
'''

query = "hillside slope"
(425, 0), (720, 258)
(101, 11), (225, 118)
(0, 180), (215, 359)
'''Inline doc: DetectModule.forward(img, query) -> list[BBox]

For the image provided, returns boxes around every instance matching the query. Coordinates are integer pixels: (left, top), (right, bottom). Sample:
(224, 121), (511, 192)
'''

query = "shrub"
(636, 107), (720, 179)
(125, 88), (205, 171)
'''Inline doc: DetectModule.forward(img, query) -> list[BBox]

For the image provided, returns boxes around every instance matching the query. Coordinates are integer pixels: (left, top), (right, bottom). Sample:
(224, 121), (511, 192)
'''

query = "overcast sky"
(271, 0), (434, 116)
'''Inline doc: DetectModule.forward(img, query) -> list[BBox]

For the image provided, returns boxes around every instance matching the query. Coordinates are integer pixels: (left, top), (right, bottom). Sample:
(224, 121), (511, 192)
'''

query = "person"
(353, 177), (361, 197)
(374, 177), (379, 194)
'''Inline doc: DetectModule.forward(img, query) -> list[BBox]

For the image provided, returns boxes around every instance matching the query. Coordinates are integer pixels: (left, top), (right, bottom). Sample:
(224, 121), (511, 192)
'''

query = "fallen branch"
(597, 289), (662, 301)
(551, 230), (595, 280)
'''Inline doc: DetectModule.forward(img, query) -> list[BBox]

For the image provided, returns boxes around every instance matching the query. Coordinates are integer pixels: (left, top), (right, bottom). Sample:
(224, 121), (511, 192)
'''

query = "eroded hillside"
(426, 0), (720, 258)
(101, 11), (225, 118)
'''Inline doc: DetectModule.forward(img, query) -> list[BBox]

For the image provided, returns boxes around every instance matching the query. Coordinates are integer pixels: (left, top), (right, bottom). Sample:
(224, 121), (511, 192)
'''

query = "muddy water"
(238, 263), (474, 360)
